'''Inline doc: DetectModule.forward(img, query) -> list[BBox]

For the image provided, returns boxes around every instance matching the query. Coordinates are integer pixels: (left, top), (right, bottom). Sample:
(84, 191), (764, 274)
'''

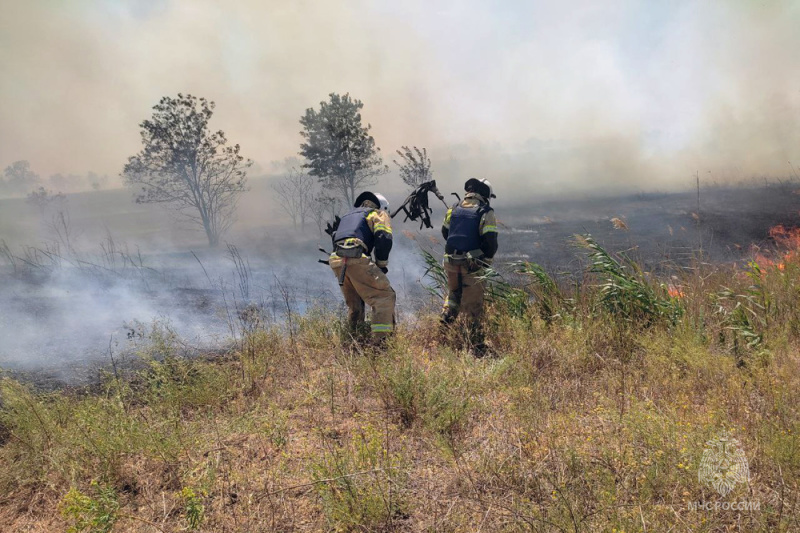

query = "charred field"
(1, 180), (800, 387)
(497, 181), (800, 271)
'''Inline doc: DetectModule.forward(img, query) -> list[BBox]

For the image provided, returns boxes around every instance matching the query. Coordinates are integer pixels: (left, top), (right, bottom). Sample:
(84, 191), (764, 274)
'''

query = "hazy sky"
(2, 0), (800, 192)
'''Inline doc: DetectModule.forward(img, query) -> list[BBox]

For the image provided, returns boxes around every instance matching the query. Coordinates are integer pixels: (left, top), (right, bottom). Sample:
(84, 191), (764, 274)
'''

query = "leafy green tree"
(299, 93), (387, 206)
(122, 94), (251, 247)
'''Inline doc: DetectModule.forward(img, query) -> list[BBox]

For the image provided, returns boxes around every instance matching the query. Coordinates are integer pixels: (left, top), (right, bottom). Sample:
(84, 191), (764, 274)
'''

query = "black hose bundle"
(390, 180), (449, 229)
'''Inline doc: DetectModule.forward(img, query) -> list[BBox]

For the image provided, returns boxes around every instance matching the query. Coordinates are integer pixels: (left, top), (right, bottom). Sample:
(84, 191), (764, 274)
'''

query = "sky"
(1, 0), (800, 194)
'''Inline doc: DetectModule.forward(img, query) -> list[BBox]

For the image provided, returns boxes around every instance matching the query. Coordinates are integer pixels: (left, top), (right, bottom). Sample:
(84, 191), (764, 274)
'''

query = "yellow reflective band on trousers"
(373, 223), (392, 234)
(330, 256), (396, 339)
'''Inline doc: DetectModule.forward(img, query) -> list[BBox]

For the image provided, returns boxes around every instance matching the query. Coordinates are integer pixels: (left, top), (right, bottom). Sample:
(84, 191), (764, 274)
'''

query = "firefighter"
(329, 191), (396, 343)
(440, 178), (498, 355)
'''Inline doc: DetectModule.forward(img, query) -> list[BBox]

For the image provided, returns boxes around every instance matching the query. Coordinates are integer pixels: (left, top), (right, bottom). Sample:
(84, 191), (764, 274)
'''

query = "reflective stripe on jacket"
(333, 207), (393, 267)
(442, 193), (498, 259)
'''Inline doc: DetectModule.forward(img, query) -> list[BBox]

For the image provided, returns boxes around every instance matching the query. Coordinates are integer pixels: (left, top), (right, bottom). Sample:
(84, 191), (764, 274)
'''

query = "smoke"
(0, 270), (226, 379)
(3, 172), (800, 383)
(0, 192), (434, 381)
(1, 0), (800, 194)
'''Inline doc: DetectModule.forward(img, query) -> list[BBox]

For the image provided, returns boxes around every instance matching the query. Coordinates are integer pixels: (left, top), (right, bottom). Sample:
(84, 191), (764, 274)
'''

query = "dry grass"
(0, 242), (799, 532)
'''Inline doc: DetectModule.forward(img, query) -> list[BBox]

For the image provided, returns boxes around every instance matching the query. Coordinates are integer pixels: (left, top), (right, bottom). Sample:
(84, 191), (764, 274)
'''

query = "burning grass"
(0, 236), (799, 531)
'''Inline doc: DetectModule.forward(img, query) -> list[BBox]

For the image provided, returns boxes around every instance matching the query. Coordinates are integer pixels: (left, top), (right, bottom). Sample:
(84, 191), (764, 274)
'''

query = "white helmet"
(465, 178), (496, 199)
(374, 192), (390, 212)
(480, 179), (495, 199)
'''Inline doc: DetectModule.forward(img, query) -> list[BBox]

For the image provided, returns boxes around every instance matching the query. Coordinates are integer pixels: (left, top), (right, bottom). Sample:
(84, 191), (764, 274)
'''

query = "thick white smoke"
(1, 1), (799, 193)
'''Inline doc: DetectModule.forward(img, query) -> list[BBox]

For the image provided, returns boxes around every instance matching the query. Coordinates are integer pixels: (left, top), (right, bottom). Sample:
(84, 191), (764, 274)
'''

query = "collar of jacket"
(464, 192), (488, 204)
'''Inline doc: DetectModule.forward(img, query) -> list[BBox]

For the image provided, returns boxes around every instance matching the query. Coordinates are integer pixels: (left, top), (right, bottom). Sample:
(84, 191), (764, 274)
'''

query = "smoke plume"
(1, 0), (799, 195)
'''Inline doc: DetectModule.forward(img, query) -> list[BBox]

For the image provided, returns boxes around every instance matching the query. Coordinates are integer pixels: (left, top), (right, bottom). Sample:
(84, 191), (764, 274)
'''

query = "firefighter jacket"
(333, 206), (393, 268)
(441, 193), (498, 261)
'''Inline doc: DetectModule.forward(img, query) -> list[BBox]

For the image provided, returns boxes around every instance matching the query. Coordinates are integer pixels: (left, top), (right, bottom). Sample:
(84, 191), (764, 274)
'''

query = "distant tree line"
(0, 160), (110, 197)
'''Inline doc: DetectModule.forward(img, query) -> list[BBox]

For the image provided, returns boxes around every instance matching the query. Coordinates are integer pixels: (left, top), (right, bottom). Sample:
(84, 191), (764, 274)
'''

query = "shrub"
(311, 424), (407, 530)
(181, 486), (205, 530)
(59, 481), (119, 533)
(380, 357), (471, 452)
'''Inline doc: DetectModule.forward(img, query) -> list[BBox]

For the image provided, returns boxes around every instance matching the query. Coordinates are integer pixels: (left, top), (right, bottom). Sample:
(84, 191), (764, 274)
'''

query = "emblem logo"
(698, 431), (750, 496)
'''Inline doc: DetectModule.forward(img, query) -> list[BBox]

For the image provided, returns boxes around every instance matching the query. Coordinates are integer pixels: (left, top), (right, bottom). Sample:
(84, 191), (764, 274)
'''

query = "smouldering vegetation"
(0, 235), (798, 531)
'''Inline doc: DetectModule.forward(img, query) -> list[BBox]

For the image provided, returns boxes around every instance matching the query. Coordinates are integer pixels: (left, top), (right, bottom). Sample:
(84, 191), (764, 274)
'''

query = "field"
(3, 180), (800, 383)
(0, 182), (799, 531)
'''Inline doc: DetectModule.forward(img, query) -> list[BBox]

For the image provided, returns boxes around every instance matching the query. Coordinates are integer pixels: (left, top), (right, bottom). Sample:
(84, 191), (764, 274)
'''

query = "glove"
(379, 266), (389, 274)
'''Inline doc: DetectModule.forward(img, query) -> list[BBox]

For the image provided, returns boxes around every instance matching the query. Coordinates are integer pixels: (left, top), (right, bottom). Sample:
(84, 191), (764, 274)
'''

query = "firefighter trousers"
(441, 261), (485, 326)
(330, 254), (396, 338)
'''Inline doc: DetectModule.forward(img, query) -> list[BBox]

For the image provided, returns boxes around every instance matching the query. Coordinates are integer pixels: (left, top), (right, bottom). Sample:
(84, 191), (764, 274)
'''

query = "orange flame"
(610, 217), (629, 231)
(753, 224), (800, 272)
(769, 224), (800, 249)
(667, 285), (685, 298)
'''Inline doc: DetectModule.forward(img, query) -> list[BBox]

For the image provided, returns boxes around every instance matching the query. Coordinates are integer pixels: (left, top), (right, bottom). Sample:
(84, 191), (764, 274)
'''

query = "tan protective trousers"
(330, 255), (396, 337)
(441, 261), (485, 325)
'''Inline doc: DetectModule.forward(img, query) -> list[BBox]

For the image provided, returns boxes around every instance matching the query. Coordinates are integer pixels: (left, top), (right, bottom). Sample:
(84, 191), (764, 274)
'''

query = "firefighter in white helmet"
(328, 191), (396, 343)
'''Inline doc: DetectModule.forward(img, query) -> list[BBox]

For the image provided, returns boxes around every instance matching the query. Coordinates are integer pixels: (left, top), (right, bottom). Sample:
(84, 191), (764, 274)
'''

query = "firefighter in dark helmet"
(440, 178), (498, 354)
(329, 191), (396, 341)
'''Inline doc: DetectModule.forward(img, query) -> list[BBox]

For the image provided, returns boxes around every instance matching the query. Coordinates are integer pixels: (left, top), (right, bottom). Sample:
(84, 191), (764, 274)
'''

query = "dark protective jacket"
(333, 206), (393, 266)
(447, 203), (489, 252)
(335, 207), (374, 251)
(442, 193), (498, 259)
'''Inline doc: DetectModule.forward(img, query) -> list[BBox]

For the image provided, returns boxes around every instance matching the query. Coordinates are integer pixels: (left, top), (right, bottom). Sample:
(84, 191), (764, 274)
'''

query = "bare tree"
(393, 146), (433, 189)
(122, 94), (251, 247)
(271, 167), (316, 231)
(299, 93), (388, 206)
(311, 192), (342, 235)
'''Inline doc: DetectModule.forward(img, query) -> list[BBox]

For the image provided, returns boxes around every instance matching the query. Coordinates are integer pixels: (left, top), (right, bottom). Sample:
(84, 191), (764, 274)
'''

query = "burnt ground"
(1, 181), (799, 387)
(496, 182), (800, 273)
